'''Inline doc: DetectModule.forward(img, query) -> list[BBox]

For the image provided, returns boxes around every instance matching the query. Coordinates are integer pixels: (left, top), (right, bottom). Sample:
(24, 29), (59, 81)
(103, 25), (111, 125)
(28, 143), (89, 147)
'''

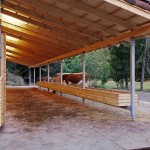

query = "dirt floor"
(0, 87), (150, 150)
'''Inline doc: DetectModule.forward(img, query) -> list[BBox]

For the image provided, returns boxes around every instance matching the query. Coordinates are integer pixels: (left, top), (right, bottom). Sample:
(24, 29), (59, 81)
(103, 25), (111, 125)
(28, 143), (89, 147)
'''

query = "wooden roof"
(1, 0), (150, 67)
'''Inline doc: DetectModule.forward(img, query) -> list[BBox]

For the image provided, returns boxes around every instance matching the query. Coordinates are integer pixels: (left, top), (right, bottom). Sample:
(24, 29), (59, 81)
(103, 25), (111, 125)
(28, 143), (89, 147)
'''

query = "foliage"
(6, 61), (28, 79)
(63, 49), (110, 87)
(109, 42), (130, 89)
(63, 55), (82, 73)
(86, 49), (110, 86)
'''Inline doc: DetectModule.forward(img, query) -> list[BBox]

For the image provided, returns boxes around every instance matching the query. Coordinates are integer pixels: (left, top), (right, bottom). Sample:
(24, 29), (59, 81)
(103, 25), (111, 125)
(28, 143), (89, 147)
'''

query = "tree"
(63, 49), (110, 87)
(109, 42), (130, 89)
(86, 49), (110, 86)
(63, 55), (82, 73)
(140, 37), (150, 91)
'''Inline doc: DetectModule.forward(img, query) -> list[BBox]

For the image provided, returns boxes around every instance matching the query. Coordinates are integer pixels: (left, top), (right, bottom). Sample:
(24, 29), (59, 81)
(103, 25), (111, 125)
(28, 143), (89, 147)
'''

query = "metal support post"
(82, 52), (86, 104)
(130, 37), (136, 120)
(34, 67), (35, 85)
(29, 68), (31, 85)
(48, 63), (50, 83)
(39, 66), (41, 82)
(60, 60), (63, 84)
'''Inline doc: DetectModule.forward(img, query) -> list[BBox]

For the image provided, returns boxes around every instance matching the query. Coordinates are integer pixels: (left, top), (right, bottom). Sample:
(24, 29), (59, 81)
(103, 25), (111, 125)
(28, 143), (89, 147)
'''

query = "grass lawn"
(89, 80), (150, 91)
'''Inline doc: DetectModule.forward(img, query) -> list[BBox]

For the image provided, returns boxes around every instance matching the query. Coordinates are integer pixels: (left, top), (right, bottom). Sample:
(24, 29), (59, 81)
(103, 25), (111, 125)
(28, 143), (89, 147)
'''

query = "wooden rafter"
(4, 32), (70, 54)
(6, 42), (50, 59)
(6, 40), (54, 59)
(6, 48), (41, 62)
(3, 0), (119, 36)
(31, 24), (150, 67)
(2, 1), (102, 41)
(2, 19), (94, 46)
(6, 38), (59, 56)
(1, 0), (149, 67)
(6, 45), (43, 59)
(6, 54), (33, 66)
(59, 0), (137, 29)
(2, 21), (81, 49)
(2, 9), (100, 40)
(6, 56), (33, 66)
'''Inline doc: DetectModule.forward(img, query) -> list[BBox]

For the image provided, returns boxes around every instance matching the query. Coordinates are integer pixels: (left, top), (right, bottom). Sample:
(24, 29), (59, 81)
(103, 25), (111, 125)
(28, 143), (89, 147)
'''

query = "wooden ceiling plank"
(4, 32), (70, 53)
(6, 49), (42, 62)
(6, 46), (43, 58)
(104, 0), (150, 20)
(6, 38), (60, 56)
(18, 0), (119, 35)
(6, 41), (54, 59)
(2, 1), (102, 41)
(5, 34), (69, 56)
(2, 16), (94, 45)
(6, 54), (34, 65)
(7, 58), (30, 66)
(2, 25), (74, 51)
(6, 54), (39, 64)
(59, 0), (136, 29)
(31, 24), (150, 67)
(2, 22), (78, 48)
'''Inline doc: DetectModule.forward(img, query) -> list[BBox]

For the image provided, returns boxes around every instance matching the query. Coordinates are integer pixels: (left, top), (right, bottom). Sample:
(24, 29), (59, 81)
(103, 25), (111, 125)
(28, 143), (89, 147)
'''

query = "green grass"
(89, 80), (150, 91)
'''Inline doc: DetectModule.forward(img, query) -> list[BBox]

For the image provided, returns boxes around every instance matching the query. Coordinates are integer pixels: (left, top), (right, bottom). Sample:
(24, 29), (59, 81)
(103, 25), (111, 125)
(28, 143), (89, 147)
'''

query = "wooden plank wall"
(0, 33), (6, 127)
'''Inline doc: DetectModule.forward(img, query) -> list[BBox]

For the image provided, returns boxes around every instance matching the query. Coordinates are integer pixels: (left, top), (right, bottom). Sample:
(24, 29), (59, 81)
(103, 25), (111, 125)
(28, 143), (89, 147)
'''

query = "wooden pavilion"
(0, 0), (150, 127)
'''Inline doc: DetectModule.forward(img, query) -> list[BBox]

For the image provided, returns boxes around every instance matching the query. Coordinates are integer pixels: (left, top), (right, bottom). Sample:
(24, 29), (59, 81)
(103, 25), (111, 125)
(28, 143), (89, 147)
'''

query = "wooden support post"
(29, 68), (31, 85)
(39, 66), (41, 82)
(0, 33), (6, 127)
(130, 37), (135, 120)
(34, 67), (35, 85)
(82, 52), (86, 104)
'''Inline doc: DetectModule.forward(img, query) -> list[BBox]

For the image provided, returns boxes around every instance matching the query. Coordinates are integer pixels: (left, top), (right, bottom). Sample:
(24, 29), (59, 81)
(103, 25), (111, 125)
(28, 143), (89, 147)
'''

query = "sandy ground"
(0, 87), (150, 150)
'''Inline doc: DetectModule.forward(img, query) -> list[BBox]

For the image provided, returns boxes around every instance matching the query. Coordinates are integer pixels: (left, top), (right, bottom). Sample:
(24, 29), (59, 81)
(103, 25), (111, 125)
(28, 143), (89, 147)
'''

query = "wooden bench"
(37, 82), (139, 107)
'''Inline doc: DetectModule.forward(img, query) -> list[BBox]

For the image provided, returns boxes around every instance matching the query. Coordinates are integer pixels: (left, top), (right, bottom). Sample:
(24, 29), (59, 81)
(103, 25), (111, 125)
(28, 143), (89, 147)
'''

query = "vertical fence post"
(130, 37), (136, 120)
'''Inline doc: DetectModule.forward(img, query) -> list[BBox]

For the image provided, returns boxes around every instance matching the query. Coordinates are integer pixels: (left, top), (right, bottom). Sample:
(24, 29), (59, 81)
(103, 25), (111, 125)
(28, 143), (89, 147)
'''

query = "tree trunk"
(140, 38), (147, 91)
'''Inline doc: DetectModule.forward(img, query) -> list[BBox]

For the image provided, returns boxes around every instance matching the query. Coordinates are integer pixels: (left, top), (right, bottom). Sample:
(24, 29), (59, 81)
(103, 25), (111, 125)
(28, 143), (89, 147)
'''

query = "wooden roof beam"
(6, 48), (42, 62)
(6, 56), (33, 66)
(31, 24), (150, 67)
(6, 40), (54, 59)
(6, 42), (50, 59)
(6, 45), (44, 59)
(2, 15), (94, 46)
(2, 1), (102, 41)
(6, 53), (40, 64)
(6, 38), (60, 56)
(2, 9), (99, 43)
(2, 21), (80, 49)
(104, 0), (150, 19)
(7, 58), (29, 66)
(5, 0), (119, 36)
(59, 0), (137, 29)
(5, 31), (70, 56)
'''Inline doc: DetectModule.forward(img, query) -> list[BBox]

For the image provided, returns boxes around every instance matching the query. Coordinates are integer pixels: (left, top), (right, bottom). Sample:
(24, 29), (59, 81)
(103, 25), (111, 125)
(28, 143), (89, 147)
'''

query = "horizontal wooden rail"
(37, 82), (139, 107)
